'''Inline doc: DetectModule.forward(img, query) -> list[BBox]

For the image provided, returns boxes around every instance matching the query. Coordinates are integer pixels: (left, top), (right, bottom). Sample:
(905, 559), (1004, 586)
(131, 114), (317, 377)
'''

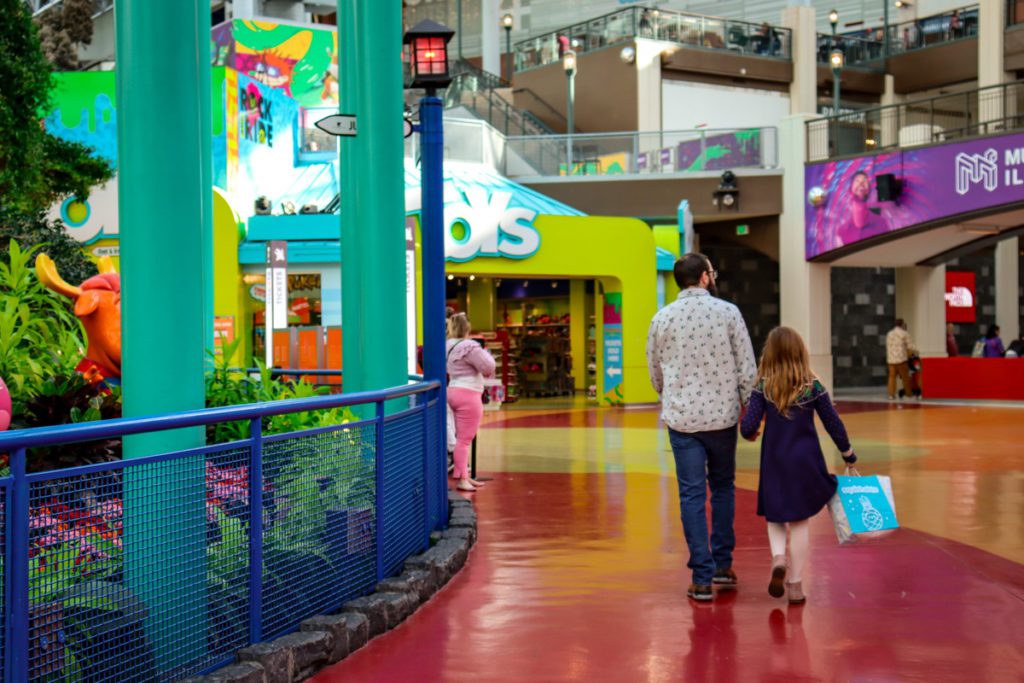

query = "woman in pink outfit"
(446, 313), (496, 492)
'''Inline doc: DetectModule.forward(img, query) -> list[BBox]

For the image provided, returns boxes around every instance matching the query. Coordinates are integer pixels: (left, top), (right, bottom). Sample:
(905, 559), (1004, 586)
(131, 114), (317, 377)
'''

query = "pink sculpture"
(0, 376), (11, 431)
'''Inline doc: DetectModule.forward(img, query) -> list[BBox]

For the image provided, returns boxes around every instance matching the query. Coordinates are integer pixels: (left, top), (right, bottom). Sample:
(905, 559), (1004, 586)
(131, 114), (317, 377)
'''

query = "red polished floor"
(312, 472), (1024, 683)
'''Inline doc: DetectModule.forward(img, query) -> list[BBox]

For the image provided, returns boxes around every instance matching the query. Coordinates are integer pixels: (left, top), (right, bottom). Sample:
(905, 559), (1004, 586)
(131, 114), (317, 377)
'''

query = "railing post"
(9, 448), (29, 683)
(421, 390), (432, 548)
(247, 418), (264, 646)
(374, 400), (386, 582)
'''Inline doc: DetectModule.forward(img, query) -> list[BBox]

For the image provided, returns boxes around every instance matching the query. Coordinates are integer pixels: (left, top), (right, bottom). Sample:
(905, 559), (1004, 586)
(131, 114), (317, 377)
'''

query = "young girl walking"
(740, 327), (857, 604)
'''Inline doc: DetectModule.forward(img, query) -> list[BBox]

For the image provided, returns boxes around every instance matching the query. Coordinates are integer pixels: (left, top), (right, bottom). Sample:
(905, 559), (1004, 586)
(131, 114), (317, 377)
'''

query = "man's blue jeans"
(668, 427), (737, 586)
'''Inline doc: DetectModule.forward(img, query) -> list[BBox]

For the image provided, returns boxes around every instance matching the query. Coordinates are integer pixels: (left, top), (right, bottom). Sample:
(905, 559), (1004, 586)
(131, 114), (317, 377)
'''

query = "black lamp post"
(502, 13), (514, 82)
(829, 9), (843, 154)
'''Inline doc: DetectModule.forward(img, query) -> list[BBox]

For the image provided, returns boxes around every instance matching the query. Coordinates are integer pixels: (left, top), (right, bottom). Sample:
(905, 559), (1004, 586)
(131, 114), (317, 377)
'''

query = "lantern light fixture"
(403, 19), (456, 91)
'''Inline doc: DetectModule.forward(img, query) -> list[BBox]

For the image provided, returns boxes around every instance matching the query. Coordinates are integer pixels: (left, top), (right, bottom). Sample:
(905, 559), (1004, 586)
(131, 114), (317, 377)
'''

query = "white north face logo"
(955, 149), (999, 195)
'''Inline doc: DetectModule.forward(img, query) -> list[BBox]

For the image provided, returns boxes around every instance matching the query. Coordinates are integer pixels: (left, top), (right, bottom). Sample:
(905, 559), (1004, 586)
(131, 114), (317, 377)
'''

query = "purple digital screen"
(805, 132), (1024, 259)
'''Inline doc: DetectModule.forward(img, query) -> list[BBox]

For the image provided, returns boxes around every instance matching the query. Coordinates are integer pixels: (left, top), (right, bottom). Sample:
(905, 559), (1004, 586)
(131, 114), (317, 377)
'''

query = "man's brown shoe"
(713, 568), (738, 590)
(687, 584), (713, 602)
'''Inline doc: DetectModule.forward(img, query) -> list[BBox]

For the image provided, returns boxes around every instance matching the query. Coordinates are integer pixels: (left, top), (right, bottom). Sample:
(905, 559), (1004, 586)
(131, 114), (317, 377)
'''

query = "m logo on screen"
(444, 188), (541, 262)
(954, 149), (999, 195)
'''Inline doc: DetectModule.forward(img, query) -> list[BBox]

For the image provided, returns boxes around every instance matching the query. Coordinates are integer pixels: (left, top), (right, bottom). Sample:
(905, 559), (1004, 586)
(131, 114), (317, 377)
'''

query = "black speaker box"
(876, 173), (902, 202)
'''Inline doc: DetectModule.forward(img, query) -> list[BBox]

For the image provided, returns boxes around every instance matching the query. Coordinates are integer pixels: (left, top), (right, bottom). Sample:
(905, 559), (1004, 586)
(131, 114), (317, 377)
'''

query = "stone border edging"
(181, 492), (477, 683)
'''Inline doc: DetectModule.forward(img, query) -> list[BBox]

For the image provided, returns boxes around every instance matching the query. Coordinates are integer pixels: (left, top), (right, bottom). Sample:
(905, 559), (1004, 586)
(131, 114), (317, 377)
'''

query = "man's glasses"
(707, 269), (718, 280)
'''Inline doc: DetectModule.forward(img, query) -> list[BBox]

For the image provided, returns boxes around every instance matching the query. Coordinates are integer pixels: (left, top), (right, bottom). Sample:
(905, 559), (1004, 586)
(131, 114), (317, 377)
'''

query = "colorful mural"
(676, 129), (762, 172)
(213, 20), (338, 107)
(804, 131), (1024, 259)
(228, 72), (337, 215)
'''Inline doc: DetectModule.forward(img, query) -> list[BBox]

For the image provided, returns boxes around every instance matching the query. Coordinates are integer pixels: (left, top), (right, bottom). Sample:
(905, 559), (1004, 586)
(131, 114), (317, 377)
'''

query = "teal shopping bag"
(834, 475), (898, 534)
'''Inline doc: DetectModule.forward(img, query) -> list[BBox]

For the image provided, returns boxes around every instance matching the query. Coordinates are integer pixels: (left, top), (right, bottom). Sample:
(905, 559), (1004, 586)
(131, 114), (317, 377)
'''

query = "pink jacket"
(446, 338), (496, 387)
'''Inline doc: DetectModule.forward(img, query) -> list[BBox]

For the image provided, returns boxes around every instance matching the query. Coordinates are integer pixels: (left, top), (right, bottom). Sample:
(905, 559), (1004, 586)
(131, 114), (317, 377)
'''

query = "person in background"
(446, 313), (495, 492)
(949, 9), (962, 40)
(647, 253), (757, 602)
(1005, 338), (1024, 358)
(557, 33), (570, 57)
(946, 323), (958, 357)
(741, 327), (857, 604)
(983, 325), (1005, 358)
(886, 319), (920, 400)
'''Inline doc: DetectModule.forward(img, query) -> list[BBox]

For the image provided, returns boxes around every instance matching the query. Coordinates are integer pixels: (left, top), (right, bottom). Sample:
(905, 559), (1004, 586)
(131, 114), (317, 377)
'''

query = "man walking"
(886, 319), (919, 400)
(647, 253), (757, 602)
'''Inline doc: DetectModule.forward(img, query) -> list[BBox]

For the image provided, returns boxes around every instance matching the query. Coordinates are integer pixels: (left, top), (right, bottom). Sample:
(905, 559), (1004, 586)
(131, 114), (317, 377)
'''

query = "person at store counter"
(946, 324), (958, 357)
(647, 253), (757, 602)
(447, 313), (495, 493)
(982, 325), (1006, 358)
(886, 319), (920, 400)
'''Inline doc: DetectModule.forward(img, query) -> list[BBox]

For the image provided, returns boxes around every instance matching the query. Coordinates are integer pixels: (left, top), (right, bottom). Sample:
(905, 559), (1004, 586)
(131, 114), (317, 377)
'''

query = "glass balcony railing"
(513, 7), (791, 72)
(817, 4), (979, 68)
(805, 81), (1024, 161)
(504, 127), (779, 179)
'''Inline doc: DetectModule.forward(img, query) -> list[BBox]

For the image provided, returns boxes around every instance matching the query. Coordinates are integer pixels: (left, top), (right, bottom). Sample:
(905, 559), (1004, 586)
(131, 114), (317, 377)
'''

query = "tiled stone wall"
(701, 244), (780, 357)
(831, 267), (895, 388)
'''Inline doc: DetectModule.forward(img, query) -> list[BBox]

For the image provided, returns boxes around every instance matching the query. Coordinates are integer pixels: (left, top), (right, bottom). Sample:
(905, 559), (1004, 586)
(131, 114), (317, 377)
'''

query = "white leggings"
(767, 520), (810, 583)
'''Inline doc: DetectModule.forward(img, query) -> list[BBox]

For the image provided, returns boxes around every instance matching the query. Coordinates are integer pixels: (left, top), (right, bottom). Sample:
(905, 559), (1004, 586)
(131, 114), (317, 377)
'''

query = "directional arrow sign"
(316, 114), (358, 137)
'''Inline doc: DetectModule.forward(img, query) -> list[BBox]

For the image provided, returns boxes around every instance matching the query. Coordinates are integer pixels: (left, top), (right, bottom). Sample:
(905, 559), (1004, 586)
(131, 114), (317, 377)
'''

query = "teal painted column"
(338, 0), (409, 396)
(116, 0), (210, 670)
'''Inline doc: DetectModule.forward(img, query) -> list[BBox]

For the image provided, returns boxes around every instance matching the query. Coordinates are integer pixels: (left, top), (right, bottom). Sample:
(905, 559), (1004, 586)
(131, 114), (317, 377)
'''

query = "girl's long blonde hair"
(758, 326), (816, 417)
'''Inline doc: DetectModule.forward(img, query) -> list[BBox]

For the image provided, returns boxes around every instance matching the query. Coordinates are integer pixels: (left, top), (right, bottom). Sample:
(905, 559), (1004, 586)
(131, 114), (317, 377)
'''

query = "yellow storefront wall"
(436, 215), (659, 405)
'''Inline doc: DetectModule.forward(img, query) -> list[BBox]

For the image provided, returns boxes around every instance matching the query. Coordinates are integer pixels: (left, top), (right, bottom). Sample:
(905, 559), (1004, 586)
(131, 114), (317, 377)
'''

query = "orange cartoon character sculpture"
(35, 254), (122, 388)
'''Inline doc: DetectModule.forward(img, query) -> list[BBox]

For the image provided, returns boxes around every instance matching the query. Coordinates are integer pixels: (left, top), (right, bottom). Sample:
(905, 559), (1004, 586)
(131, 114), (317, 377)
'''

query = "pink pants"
(447, 387), (483, 480)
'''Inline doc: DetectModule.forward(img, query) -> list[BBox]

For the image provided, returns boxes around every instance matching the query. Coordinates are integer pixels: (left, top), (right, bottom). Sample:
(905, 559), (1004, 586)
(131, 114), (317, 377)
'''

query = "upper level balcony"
(816, 4), (980, 70)
(806, 81), (1024, 161)
(513, 6), (791, 73)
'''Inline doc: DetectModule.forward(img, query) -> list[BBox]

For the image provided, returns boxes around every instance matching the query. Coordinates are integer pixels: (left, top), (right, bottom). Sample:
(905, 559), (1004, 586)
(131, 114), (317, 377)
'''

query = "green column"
(116, 0), (210, 669)
(338, 0), (408, 396)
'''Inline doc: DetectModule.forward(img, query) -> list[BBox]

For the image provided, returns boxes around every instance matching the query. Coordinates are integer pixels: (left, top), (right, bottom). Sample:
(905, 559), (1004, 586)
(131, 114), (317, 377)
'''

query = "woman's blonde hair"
(758, 326), (815, 417)
(447, 312), (471, 339)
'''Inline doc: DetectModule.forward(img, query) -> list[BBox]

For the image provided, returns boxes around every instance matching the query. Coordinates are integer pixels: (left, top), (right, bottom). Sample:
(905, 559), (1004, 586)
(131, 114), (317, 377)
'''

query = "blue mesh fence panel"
(260, 423), (377, 640)
(381, 407), (428, 577)
(426, 398), (446, 532)
(23, 443), (250, 682)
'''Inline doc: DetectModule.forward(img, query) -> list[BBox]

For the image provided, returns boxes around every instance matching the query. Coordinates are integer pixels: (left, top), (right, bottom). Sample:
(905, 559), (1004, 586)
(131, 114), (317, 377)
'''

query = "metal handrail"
(512, 87), (569, 128)
(0, 379), (440, 450)
(805, 80), (1024, 161)
(27, 0), (113, 18)
(513, 5), (792, 72)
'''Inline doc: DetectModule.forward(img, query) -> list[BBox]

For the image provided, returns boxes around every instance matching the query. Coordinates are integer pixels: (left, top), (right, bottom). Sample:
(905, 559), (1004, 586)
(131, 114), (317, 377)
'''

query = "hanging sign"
(265, 240), (288, 368)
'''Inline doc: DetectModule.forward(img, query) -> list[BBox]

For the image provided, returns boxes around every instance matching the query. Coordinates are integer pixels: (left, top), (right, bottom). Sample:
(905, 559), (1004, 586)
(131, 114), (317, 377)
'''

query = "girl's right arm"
(740, 388), (765, 441)
(812, 384), (855, 462)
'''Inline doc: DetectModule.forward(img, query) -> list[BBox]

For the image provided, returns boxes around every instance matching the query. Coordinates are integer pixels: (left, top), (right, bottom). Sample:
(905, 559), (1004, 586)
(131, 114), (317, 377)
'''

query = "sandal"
(455, 480), (477, 492)
(786, 581), (805, 604)
(768, 555), (787, 598)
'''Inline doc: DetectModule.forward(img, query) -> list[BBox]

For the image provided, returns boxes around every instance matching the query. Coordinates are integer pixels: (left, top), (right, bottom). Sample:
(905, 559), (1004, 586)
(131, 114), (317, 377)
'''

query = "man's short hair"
(674, 253), (710, 289)
(895, 318), (905, 328)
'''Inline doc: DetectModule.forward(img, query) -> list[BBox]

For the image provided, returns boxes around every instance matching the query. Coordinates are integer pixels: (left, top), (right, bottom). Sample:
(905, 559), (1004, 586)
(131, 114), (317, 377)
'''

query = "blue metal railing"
(0, 379), (445, 681)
